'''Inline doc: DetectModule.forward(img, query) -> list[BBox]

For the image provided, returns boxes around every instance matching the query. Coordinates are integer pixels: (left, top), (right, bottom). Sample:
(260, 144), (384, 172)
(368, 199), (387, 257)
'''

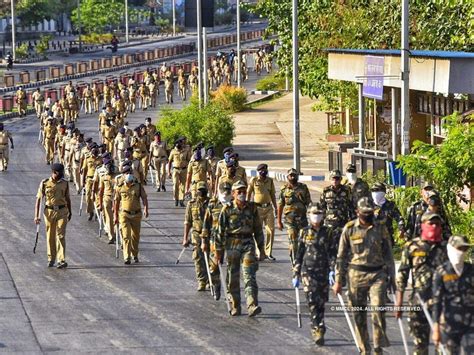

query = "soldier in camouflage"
(201, 182), (233, 301)
(333, 197), (395, 355)
(183, 181), (210, 291)
(319, 170), (352, 255)
(395, 212), (448, 355)
(426, 193), (452, 240)
(371, 182), (405, 246)
(215, 180), (265, 317)
(277, 168), (312, 263)
(432, 235), (473, 355)
(345, 163), (371, 216)
(293, 203), (336, 346)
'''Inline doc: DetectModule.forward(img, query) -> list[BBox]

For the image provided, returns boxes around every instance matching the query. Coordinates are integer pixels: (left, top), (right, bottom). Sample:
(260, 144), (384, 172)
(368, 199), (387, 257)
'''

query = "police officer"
(215, 180), (265, 317)
(98, 156), (116, 244)
(205, 146), (219, 185)
(293, 203), (336, 345)
(186, 144), (213, 198)
(247, 163), (277, 260)
(82, 147), (102, 221)
(16, 86), (27, 117)
(148, 131), (168, 192)
(114, 166), (149, 264)
(168, 138), (191, 207)
(43, 117), (57, 165)
(183, 181), (210, 291)
(32, 88), (44, 118)
(371, 182), (405, 246)
(214, 147), (234, 195)
(82, 84), (92, 114)
(427, 193), (452, 240)
(202, 182), (233, 300)
(114, 127), (130, 171)
(277, 168), (312, 263)
(333, 197), (395, 355)
(345, 163), (371, 213)
(319, 170), (352, 255)
(34, 163), (72, 268)
(395, 212), (448, 355)
(0, 123), (14, 171)
(432, 235), (473, 355)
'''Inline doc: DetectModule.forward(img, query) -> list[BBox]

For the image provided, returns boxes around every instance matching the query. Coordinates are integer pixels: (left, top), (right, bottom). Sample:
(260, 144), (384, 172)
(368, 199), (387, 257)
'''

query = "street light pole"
(125, 0), (129, 43)
(197, 0), (203, 106)
(236, 0), (241, 88)
(401, 0), (410, 155)
(203, 27), (208, 104)
(77, 0), (82, 51)
(10, 0), (15, 60)
(292, 0), (300, 172)
(172, 0), (176, 36)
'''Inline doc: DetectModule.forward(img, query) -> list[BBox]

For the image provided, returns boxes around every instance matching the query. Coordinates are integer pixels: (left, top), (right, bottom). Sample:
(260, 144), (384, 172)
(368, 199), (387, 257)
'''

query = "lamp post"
(236, 0), (241, 88)
(292, 0), (300, 172)
(125, 0), (129, 43)
(400, 0), (410, 155)
(10, 0), (16, 60)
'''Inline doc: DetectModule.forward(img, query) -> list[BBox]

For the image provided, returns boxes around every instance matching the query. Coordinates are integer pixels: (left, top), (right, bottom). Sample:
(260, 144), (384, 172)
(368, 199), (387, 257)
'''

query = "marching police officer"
(148, 131), (168, 192)
(345, 163), (371, 214)
(0, 123), (14, 171)
(34, 163), (72, 268)
(186, 144), (213, 198)
(168, 138), (191, 207)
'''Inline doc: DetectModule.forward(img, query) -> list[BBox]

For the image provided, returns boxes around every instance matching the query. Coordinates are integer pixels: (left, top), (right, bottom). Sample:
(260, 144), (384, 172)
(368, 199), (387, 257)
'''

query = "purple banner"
(363, 56), (384, 100)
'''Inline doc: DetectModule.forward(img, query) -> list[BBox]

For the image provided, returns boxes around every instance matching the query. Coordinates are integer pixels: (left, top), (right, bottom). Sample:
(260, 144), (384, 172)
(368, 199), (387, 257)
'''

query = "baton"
(175, 247), (187, 264)
(336, 292), (362, 353)
(79, 188), (85, 216)
(33, 223), (40, 254)
(218, 262), (232, 314)
(203, 251), (215, 297)
(115, 223), (121, 259)
(149, 167), (155, 185)
(415, 293), (448, 355)
(398, 318), (410, 355)
(295, 286), (302, 328)
(94, 205), (102, 238)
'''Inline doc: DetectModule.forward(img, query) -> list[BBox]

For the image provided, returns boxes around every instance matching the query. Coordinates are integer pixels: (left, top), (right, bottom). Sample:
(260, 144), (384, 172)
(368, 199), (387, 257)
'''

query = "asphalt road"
(0, 50), (414, 354)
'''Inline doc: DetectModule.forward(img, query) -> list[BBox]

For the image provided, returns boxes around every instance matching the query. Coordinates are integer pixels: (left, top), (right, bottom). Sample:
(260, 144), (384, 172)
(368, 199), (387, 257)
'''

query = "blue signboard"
(363, 56), (384, 100)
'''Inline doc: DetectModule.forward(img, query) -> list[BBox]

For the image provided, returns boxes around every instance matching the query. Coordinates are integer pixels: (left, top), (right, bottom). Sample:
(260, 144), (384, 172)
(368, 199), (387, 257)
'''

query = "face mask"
(197, 189), (207, 198)
(309, 214), (324, 225)
(447, 243), (466, 276)
(125, 174), (134, 184)
(359, 213), (374, 224)
(195, 150), (202, 161)
(236, 194), (246, 202)
(372, 191), (386, 206)
(218, 192), (231, 204)
(421, 223), (442, 243)
(207, 150), (215, 158)
(124, 125), (129, 130)
(346, 173), (357, 184)
(288, 176), (298, 184)
(176, 144), (182, 149)
(145, 122), (150, 126)
(258, 170), (268, 178)
(224, 152), (232, 162)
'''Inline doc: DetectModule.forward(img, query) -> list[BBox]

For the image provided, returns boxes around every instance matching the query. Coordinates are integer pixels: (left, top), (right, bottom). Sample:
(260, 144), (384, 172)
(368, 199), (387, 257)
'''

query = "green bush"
(211, 85), (247, 113)
(157, 97), (235, 153)
(36, 34), (52, 58)
(15, 43), (29, 59)
(255, 73), (288, 91)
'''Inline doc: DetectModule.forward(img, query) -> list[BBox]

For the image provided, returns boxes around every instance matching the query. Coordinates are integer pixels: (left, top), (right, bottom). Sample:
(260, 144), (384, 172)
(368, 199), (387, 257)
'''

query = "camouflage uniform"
(405, 200), (429, 239)
(294, 225), (335, 336)
(396, 238), (448, 354)
(336, 219), (395, 354)
(374, 200), (405, 246)
(278, 182), (312, 258)
(216, 200), (264, 314)
(184, 194), (209, 287)
(348, 179), (371, 213)
(432, 260), (474, 355)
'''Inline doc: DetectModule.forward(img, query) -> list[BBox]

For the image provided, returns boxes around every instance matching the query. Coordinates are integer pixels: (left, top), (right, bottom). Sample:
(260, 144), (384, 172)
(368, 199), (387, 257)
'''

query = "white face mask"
(447, 243), (466, 276)
(372, 191), (386, 206)
(309, 214), (324, 225)
(218, 192), (231, 204)
(236, 194), (246, 202)
(346, 173), (357, 184)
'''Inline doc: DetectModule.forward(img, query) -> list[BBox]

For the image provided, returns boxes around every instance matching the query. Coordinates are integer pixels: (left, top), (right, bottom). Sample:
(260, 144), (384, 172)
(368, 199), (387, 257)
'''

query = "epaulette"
(344, 219), (356, 228)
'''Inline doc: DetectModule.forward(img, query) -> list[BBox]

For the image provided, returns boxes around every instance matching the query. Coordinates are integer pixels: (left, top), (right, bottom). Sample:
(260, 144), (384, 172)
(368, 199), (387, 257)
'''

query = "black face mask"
(288, 176), (298, 184)
(258, 170), (268, 178)
(359, 213), (374, 224)
(197, 189), (208, 197)
(176, 143), (182, 149)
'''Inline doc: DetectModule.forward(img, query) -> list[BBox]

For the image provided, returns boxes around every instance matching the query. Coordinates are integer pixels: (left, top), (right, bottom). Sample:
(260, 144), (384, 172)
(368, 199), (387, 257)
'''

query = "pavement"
(0, 51), (413, 353)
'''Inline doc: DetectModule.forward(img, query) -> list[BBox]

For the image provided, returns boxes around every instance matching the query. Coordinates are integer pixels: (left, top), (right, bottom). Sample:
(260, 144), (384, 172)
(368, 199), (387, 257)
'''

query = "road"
(0, 52), (413, 354)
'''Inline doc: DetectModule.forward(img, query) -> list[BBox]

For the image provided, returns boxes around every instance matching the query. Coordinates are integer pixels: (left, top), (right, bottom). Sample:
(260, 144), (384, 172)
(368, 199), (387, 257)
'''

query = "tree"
(71, 0), (125, 34)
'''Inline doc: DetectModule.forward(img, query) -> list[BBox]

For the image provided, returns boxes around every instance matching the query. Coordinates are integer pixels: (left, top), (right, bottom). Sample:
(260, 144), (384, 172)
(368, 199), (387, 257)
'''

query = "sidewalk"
(234, 93), (330, 194)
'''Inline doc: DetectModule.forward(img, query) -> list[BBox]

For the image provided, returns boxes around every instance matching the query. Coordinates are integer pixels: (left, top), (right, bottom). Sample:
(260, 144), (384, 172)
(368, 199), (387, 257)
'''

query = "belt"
(87, 176), (94, 179)
(349, 264), (383, 272)
(153, 155), (167, 158)
(256, 203), (271, 208)
(65, 149), (70, 152)
(122, 209), (141, 215)
(228, 233), (253, 239)
(174, 166), (187, 170)
(45, 205), (66, 211)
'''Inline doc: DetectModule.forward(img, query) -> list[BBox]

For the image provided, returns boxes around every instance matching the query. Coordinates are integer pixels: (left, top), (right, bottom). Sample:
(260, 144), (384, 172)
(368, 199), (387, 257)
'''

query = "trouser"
(191, 232), (207, 284)
(442, 316), (474, 355)
(165, 89), (173, 103)
(407, 295), (431, 354)
(208, 239), (221, 291)
(225, 238), (259, 311)
(141, 155), (150, 181)
(93, 97), (100, 112)
(44, 207), (68, 263)
(0, 146), (9, 167)
(64, 151), (72, 180)
(257, 205), (275, 256)
(140, 95), (148, 109)
(104, 138), (114, 155)
(302, 271), (329, 329)
(35, 102), (43, 117)
(284, 217), (308, 261)
(117, 150), (126, 171)
(348, 268), (389, 353)
(172, 168), (187, 201)
(44, 138), (55, 163)
(85, 178), (95, 214)
(119, 211), (141, 260)
(70, 109), (78, 122)
(102, 195), (115, 241)
(152, 157), (167, 187)
(129, 99), (136, 112)
(83, 98), (92, 114)
(150, 93), (157, 107)
(63, 109), (70, 124)
(72, 162), (81, 191)
(18, 102), (26, 116)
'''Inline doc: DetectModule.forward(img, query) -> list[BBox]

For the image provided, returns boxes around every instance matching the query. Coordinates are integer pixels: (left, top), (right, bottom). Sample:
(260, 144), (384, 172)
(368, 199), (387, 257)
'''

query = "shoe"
(88, 213), (94, 221)
(197, 282), (207, 291)
(134, 256), (139, 263)
(161, 185), (166, 192)
(230, 307), (241, 316)
(57, 261), (68, 269)
(179, 200), (185, 207)
(214, 287), (221, 301)
(312, 326), (326, 346)
(157, 186), (161, 192)
(4, 165), (7, 171)
(46, 161), (50, 165)
(248, 305), (262, 317)
(124, 258), (131, 265)
(267, 255), (276, 261)
(175, 200), (179, 207)
(374, 348), (383, 354)
(108, 238), (116, 245)
(48, 261), (55, 267)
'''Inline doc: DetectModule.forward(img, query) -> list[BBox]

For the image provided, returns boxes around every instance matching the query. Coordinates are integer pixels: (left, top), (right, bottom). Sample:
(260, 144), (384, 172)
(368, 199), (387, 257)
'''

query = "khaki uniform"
(103, 84), (112, 105)
(71, 139), (85, 192)
(62, 135), (73, 180)
(32, 91), (44, 118)
(82, 155), (102, 214)
(99, 169), (116, 241)
(36, 178), (70, 263)
(169, 147), (191, 201)
(115, 180), (146, 261)
(43, 124), (57, 163)
(55, 132), (66, 164)
(164, 78), (174, 104)
(139, 85), (149, 110)
(0, 130), (12, 169)
(129, 85), (137, 112)
(130, 158), (145, 184)
(187, 158), (212, 197)
(335, 219), (395, 354)
(149, 140), (168, 188)
(247, 176), (276, 256)
(131, 135), (149, 179)
(59, 98), (70, 123)
(82, 87), (92, 114)
(16, 89), (27, 116)
(102, 125), (117, 154)
(92, 85), (100, 112)
(114, 134), (130, 170)
(67, 95), (79, 122)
